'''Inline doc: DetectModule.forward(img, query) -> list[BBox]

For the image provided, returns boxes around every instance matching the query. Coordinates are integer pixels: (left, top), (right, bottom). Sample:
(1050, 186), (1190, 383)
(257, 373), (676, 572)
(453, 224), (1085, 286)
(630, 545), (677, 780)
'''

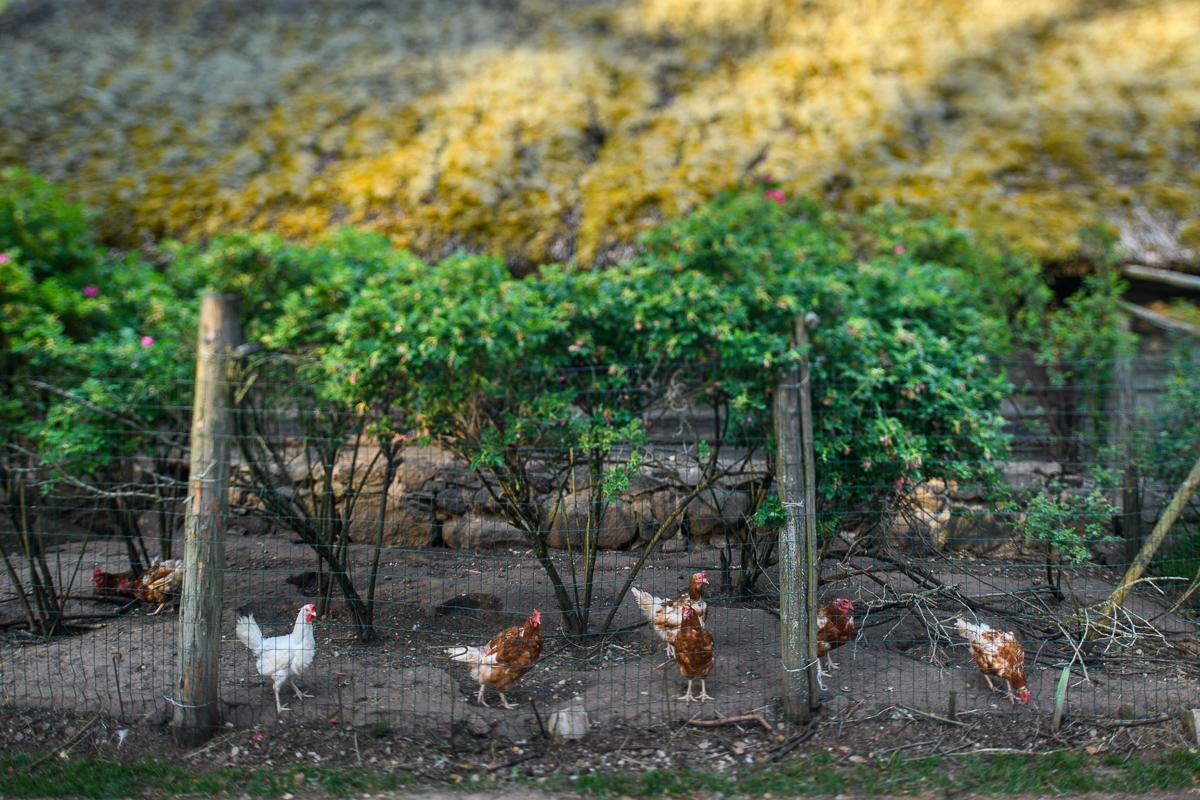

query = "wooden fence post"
(776, 313), (820, 721)
(1112, 316), (1142, 563)
(172, 292), (241, 746)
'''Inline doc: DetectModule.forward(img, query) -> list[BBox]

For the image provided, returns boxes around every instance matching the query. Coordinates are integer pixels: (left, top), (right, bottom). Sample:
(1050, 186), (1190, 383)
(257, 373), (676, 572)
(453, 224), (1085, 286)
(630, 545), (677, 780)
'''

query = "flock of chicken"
(92, 558), (184, 615)
(94, 562), (1030, 714)
(440, 570), (1030, 713)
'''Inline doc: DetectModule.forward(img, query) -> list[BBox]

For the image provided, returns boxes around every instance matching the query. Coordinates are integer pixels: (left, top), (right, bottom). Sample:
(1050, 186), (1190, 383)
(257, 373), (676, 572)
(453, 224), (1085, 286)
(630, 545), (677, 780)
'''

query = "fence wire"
(1, 353), (1197, 739)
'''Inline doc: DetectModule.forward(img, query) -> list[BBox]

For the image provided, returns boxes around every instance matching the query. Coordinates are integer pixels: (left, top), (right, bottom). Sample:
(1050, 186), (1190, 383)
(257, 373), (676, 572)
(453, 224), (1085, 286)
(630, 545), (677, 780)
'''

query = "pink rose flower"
(140, 335), (155, 348)
(764, 188), (786, 204)
(83, 285), (100, 297)
(0, 253), (10, 265)
(894, 244), (906, 255)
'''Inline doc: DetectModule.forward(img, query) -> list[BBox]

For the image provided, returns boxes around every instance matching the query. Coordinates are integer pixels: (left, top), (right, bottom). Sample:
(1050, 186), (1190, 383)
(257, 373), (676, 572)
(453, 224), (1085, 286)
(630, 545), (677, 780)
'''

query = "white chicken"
(235, 603), (317, 714)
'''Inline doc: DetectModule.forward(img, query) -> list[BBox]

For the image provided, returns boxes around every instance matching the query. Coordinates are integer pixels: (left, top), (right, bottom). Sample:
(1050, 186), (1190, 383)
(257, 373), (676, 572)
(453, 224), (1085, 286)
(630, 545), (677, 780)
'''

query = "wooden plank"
(776, 314), (819, 721)
(1118, 300), (1200, 338)
(172, 292), (242, 746)
(1121, 263), (1200, 292)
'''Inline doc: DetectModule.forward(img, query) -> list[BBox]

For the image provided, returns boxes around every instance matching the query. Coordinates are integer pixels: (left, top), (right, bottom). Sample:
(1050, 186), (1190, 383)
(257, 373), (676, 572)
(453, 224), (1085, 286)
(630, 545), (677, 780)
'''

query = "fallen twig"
(528, 698), (549, 740)
(874, 739), (935, 758)
(898, 705), (969, 727)
(186, 729), (241, 760)
(768, 715), (821, 761)
(0, 603), (138, 629)
(486, 750), (542, 772)
(26, 716), (101, 772)
(685, 713), (773, 733)
(1096, 714), (1172, 728)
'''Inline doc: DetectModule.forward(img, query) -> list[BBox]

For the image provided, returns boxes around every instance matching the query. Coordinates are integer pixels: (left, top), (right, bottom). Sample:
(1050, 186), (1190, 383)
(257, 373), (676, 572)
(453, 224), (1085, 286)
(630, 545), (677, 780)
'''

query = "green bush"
(326, 187), (1016, 628)
(1016, 469), (1117, 599)
(632, 189), (1013, 516)
(0, 167), (99, 281)
(3, 173), (1024, 630)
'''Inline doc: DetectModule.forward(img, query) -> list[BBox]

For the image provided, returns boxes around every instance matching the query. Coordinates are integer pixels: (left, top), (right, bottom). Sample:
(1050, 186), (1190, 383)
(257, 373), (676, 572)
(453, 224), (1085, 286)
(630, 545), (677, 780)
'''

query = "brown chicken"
(673, 605), (714, 702)
(631, 571), (709, 658)
(816, 597), (856, 689)
(134, 558), (183, 615)
(956, 618), (1030, 704)
(447, 609), (543, 709)
(92, 568), (136, 598)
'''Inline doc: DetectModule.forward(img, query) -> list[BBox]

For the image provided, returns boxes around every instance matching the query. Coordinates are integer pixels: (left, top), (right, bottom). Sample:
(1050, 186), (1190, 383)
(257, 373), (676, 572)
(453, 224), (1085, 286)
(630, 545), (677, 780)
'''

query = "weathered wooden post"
(776, 313), (820, 721)
(1112, 316), (1141, 563)
(172, 292), (241, 746)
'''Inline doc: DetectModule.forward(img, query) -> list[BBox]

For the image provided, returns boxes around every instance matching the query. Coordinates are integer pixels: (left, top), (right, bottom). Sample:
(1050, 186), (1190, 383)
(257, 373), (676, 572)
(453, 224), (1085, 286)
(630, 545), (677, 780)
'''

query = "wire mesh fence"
(1, 344), (1198, 740)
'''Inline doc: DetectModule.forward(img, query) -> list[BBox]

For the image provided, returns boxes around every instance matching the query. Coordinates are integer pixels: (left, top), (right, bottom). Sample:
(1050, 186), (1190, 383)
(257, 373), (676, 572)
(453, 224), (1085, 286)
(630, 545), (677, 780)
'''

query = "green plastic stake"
(1051, 666), (1070, 731)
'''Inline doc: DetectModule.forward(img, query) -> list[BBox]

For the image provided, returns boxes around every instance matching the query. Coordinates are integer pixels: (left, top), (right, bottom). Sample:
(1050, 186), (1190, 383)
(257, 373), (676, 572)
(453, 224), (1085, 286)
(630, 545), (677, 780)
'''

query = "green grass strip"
(1, 749), (1197, 798)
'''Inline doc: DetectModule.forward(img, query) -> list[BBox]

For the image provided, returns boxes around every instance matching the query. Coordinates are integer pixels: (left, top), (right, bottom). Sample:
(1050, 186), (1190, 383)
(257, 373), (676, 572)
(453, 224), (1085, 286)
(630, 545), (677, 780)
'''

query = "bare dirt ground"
(1, 529), (1197, 746)
(0, 699), (1196, 795)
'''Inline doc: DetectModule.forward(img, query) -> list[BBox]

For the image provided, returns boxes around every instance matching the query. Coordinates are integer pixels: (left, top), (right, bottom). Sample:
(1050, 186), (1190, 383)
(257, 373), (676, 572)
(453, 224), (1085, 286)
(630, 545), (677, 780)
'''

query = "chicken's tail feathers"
(954, 617), (989, 640)
(446, 645), (484, 664)
(235, 612), (263, 652)
(631, 587), (658, 621)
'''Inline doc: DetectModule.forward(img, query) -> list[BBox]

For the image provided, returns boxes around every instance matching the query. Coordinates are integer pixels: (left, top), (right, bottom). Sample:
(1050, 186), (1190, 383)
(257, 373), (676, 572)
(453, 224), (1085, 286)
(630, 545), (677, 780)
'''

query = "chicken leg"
(290, 679), (313, 701)
(273, 672), (290, 713)
(677, 679), (697, 702)
(695, 680), (714, 702)
(475, 684), (489, 707)
(497, 692), (518, 710)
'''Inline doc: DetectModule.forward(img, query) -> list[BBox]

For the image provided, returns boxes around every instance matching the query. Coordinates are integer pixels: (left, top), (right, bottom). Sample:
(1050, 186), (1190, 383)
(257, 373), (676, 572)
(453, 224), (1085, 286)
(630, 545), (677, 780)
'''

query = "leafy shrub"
(0, 167), (99, 281)
(3, 173), (1025, 632)
(1016, 469), (1117, 599)
(633, 189), (1013, 519)
(331, 187), (1017, 627)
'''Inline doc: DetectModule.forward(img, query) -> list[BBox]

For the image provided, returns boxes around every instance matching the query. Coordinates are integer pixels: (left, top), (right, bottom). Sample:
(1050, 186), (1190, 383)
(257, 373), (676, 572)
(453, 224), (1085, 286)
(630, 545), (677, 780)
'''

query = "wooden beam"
(1121, 264), (1200, 292)
(1118, 301), (1200, 338)
(1094, 453), (1200, 620)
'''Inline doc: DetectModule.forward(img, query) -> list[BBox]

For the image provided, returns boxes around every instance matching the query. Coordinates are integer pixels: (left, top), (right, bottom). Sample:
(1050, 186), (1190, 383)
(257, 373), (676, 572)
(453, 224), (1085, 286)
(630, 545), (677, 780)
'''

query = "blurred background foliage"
(0, 0), (1197, 273)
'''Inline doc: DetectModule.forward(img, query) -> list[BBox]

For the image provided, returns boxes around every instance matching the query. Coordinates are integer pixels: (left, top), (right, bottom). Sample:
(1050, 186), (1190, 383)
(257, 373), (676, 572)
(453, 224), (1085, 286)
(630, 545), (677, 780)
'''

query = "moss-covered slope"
(1, 0), (1197, 268)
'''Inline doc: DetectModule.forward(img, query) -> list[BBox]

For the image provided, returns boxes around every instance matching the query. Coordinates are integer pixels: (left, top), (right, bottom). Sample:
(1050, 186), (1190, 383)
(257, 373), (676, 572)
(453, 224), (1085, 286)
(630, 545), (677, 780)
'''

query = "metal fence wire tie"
(163, 694), (218, 709)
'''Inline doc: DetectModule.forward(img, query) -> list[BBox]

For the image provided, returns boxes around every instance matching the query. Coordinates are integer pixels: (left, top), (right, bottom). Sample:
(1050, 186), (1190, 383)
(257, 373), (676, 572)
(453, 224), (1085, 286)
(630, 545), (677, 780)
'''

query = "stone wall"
(349, 446), (765, 552)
